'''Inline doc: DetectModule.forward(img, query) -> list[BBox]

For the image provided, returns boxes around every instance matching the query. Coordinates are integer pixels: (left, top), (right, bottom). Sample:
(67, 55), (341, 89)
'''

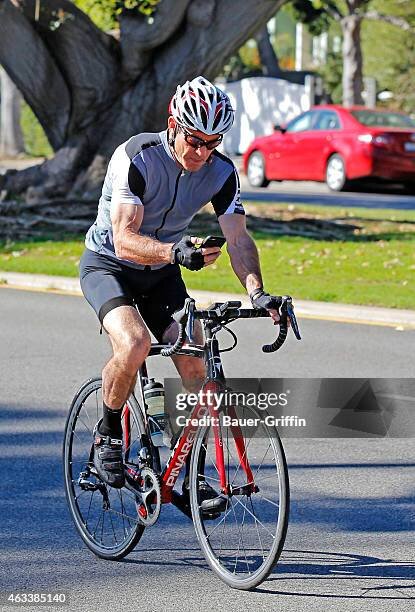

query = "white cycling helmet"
(169, 76), (234, 135)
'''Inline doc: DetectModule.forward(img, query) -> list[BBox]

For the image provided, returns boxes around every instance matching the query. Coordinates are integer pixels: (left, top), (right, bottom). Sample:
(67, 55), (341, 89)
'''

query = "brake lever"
(185, 302), (195, 343)
(287, 303), (301, 340)
(262, 296), (301, 353)
(162, 297), (195, 356)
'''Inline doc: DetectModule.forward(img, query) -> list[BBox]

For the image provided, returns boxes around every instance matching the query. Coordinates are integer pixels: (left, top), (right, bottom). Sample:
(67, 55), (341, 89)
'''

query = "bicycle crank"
(126, 466), (161, 526)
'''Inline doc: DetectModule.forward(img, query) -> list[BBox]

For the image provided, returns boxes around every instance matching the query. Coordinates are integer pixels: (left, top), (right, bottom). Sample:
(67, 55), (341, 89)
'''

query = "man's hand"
(250, 289), (281, 324)
(171, 236), (221, 271)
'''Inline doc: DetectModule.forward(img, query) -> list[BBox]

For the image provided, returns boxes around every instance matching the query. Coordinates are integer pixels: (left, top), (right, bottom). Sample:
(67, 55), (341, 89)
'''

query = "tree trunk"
(0, 66), (24, 157)
(255, 24), (284, 78)
(0, 0), (285, 205)
(341, 14), (364, 106)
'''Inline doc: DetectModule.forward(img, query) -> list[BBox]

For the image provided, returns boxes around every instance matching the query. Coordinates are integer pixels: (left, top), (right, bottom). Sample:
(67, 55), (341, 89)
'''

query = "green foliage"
(291, 0), (332, 36)
(318, 49), (343, 103)
(292, 0), (415, 113)
(20, 102), (53, 158)
(73, 0), (162, 29)
(73, 0), (117, 30)
(221, 45), (262, 81)
(362, 0), (415, 114)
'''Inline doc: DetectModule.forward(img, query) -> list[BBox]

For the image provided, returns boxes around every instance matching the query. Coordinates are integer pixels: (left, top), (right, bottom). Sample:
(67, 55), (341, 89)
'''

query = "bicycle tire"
(189, 404), (289, 589)
(63, 377), (146, 560)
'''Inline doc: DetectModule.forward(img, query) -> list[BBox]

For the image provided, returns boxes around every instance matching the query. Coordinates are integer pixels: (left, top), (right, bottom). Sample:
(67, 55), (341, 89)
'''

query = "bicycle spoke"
(85, 491), (95, 527)
(118, 489), (127, 535)
(107, 506), (118, 545)
(218, 498), (231, 562)
(230, 497), (250, 574)
(231, 496), (276, 540)
(255, 493), (280, 509)
(252, 442), (273, 481)
(77, 414), (93, 435)
(93, 509), (104, 539)
(250, 497), (266, 562)
(95, 390), (99, 422)
(101, 507), (105, 543)
(197, 472), (221, 484)
(204, 503), (236, 540)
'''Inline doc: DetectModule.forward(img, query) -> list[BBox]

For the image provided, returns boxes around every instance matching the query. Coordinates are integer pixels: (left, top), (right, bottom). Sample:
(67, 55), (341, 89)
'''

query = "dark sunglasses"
(180, 126), (223, 150)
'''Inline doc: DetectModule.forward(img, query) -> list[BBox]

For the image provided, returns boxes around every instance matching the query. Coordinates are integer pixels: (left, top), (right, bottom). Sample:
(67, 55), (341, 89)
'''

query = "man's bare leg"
(92, 305), (151, 488)
(100, 305), (151, 434)
(163, 319), (206, 393)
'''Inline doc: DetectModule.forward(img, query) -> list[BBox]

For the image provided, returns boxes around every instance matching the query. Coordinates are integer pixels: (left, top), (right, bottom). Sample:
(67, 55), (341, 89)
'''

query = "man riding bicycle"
(80, 76), (281, 508)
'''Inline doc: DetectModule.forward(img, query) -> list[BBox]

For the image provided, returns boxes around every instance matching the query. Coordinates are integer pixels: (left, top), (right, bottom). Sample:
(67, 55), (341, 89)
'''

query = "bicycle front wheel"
(63, 378), (146, 560)
(189, 404), (289, 589)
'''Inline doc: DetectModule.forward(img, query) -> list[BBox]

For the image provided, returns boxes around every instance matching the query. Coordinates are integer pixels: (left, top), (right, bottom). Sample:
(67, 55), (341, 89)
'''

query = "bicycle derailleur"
(77, 459), (162, 524)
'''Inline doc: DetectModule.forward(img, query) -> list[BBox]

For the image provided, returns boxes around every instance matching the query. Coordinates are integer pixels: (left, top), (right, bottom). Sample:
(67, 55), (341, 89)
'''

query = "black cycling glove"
(171, 236), (204, 271)
(250, 288), (281, 310)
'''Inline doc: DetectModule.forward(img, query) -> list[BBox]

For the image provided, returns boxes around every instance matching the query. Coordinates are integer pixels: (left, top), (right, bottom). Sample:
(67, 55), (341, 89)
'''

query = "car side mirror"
(274, 124), (286, 134)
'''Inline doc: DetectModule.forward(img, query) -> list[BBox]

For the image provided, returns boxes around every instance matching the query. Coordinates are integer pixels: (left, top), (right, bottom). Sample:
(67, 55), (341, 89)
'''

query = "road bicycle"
(63, 297), (301, 589)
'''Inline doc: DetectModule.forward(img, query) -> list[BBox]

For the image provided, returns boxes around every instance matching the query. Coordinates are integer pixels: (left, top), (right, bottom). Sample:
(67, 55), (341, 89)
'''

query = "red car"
(243, 105), (415, 192)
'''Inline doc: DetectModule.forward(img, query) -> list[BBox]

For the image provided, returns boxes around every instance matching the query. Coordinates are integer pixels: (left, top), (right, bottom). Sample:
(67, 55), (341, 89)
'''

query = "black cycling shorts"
(79, 249), (190, 342)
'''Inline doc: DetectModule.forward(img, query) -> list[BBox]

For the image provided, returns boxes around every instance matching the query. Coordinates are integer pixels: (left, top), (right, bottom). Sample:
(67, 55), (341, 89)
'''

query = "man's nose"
(196, 145), (209, 156)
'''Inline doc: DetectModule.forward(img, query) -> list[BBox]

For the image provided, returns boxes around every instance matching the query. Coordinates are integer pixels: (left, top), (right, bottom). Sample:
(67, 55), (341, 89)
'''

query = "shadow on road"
(1, 403), (414, 599)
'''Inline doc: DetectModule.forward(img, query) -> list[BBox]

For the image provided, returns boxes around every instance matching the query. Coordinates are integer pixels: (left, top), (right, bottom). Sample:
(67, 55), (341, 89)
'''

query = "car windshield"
(351, 110), (415, 128)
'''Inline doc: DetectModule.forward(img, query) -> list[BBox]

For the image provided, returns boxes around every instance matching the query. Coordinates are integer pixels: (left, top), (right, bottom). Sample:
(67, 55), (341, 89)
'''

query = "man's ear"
(167, 116), (176, 129)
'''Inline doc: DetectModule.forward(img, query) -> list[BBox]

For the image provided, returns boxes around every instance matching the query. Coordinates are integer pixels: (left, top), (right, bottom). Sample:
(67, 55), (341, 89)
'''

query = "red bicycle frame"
(159, 380), (256, 503)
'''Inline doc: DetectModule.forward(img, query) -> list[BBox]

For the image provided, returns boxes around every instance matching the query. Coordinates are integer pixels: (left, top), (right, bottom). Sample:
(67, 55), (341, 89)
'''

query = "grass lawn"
(0, 203), (414, 309)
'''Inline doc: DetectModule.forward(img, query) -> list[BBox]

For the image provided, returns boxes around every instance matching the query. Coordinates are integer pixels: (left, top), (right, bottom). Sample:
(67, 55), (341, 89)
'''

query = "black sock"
(100, 402), (123, 438)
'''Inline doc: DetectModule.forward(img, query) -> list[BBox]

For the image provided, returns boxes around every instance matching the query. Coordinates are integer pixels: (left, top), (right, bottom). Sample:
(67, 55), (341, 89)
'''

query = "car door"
(274, 111), (319, 180)
(312, 110), (343, 179)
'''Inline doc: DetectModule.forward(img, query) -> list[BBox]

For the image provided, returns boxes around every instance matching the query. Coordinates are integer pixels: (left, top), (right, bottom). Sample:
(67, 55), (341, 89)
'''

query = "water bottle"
(143, 379), (166, 447)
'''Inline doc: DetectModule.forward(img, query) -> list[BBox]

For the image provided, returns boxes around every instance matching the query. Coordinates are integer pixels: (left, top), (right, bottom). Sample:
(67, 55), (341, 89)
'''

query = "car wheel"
(326, 154), (347, 191)
(247, 152), (270, 188)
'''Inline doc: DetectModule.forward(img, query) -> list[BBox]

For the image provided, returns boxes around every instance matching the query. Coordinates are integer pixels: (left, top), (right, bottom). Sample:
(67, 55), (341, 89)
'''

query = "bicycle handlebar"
(161, 296), (301, 357)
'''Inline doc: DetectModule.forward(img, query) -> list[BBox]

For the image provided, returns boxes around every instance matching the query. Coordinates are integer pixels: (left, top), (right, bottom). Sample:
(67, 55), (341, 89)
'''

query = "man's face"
(168, 117), (222, 172)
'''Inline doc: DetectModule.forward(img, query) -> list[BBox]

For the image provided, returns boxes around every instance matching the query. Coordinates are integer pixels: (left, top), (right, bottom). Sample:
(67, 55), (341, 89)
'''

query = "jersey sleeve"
(110, 147), (145, 206)
(211, 166), (245, 217)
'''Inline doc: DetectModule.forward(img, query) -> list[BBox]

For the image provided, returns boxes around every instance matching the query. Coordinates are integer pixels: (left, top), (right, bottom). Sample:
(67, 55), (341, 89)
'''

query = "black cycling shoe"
(92, 421), (125, 489)
(182, 480), (228, 515)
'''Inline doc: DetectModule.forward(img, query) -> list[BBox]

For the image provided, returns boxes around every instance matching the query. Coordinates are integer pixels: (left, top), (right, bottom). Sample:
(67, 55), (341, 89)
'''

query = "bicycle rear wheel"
(189, 404), (289, 589)
(63, 378), (147, 560)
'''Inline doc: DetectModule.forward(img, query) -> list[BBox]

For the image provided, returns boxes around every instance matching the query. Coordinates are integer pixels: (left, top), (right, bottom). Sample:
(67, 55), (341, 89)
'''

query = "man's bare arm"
(111, 202), (221, 266)
(219, 214), (281, 323)
(218, 214), (263, 294)
(111, 202), (173, 265)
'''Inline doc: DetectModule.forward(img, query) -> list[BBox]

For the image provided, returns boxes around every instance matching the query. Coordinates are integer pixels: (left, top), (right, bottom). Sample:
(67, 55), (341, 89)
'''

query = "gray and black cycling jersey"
(85, 129), (245, 270)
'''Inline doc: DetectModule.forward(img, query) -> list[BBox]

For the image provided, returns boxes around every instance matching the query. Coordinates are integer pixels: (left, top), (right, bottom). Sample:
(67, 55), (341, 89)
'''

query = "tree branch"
(255, 24), (282, 77)
(19, 0), (122, 135)
(0, 0), (70, 149)
(326, 1), (344, 21)
(363, 10), (415, 32)
(153, 0), (286, 99)
(119, 0), (191, 80)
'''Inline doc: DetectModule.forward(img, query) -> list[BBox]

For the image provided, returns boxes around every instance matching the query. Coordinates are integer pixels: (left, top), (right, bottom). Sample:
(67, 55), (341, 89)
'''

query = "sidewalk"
(1, 271), (414, 329)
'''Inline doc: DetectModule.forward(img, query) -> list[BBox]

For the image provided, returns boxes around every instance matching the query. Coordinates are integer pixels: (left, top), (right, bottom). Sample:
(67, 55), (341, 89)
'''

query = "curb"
(1, 271), (414, 329)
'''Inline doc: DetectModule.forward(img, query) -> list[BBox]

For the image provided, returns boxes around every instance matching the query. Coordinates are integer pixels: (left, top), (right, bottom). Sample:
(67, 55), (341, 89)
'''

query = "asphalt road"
(238, 172), (415, 210)
(1, 289), (414, 611)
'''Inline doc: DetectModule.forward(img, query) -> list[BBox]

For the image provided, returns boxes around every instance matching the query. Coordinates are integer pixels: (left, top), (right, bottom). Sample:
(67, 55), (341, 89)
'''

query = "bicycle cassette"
(134, 467), (161, 526)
